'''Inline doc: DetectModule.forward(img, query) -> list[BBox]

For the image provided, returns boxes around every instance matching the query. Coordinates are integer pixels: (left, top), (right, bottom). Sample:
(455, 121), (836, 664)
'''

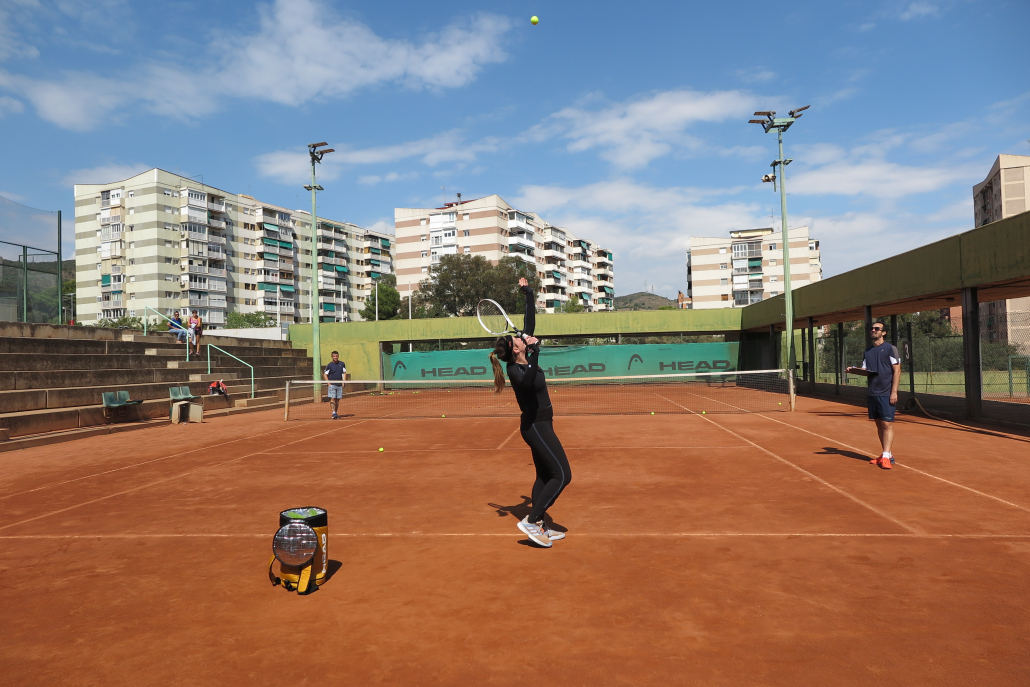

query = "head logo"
(628, 354), (644, 371)
(392, 361), (407, 375)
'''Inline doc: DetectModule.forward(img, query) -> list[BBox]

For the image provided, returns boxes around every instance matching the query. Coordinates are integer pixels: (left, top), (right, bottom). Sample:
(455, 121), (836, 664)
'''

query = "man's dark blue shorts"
(867, 395), (895, 422)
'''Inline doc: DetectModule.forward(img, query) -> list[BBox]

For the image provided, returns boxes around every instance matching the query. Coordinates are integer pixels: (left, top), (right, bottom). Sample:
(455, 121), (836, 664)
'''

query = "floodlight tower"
(304, 142), (334, 383)
(749, 105), (809, 409)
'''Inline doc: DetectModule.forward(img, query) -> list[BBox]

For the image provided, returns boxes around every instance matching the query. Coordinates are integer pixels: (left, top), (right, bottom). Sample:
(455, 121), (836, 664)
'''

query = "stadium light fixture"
(749, 105), (811, 410)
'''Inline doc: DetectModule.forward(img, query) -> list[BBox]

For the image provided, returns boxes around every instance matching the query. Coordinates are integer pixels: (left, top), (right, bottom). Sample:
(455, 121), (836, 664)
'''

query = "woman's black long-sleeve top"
(506, 287), (553, 429)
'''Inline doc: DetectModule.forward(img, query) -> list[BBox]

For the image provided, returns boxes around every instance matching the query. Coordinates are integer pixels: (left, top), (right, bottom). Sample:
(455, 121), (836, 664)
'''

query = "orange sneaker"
(870, 456), (879, 464)
(878, 456), (893, 470)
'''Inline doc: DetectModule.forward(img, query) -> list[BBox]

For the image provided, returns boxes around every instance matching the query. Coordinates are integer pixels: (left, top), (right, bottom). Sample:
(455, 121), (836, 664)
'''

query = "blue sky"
(0, 0), (1027, 297)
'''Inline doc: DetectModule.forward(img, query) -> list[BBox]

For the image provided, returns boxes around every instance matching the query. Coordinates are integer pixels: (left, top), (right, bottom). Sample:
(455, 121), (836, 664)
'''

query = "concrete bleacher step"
(234, 395), (281, 408)
(189, 373), (240, 382)
(166, 360), (208, 369)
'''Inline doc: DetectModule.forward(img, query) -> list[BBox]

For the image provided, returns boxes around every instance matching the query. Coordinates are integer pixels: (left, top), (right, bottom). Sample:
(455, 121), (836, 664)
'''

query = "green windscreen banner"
(381, 342), (738, 381)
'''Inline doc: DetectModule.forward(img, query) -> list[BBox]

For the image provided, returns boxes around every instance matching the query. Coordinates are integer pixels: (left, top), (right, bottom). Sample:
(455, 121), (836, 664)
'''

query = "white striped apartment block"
(685, 227), (821, 309)
(73, 168), (393, 328)
(393, 194), (615, 312)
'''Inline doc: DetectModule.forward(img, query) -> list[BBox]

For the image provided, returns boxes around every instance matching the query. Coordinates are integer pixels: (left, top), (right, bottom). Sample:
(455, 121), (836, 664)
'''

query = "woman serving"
(488, 278), (572, 548)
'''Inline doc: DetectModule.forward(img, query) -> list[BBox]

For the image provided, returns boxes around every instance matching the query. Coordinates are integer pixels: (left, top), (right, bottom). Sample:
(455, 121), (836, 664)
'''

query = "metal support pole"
(22, 245), (28, 322)
(800, 324), (808, 382)
(907, 321), (915, 396)
(375, 282), (379, 321)
(961, 287), (982, 417)
(57, 210), (63, 325)
(310, 163), (321, 384)
(890, 314), (897, 347)
(837, 322), (845, 389)
(808, 316), (816, 390)
(864, 305), (873, 350)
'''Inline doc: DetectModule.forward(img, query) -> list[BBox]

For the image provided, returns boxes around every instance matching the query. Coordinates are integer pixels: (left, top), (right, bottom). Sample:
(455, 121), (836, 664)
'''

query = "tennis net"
(284, 369), (790, 421)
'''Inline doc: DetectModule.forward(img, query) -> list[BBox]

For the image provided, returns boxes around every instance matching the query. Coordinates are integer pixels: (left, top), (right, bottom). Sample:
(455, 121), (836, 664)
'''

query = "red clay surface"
(2, 397), (1029, 685)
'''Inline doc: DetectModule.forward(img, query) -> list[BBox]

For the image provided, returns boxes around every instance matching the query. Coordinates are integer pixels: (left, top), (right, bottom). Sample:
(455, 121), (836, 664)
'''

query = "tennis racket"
(477, 299), (524, 339)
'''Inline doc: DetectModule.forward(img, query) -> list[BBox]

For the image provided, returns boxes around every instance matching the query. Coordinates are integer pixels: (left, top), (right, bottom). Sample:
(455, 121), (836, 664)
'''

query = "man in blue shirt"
(167, 311), (188, 344)
(847, 321), (901, 470)
(322, 350), (347, 420)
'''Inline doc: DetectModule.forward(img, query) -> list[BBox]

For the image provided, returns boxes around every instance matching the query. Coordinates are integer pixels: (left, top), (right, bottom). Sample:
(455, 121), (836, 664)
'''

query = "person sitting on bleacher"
(168, 311), (188, 345)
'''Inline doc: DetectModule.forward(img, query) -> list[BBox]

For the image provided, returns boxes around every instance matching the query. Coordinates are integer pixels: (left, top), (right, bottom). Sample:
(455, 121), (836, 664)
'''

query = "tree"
(226, 311), (278, 329)
(359, 274), (401, 321)
(555, 299), (585, 314)
(413, 254), (542, 318)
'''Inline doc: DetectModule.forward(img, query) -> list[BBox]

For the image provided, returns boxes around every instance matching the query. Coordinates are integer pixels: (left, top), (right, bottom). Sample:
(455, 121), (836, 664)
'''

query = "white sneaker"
(546, 529), (565, 541)
(518, 516), (552, 547)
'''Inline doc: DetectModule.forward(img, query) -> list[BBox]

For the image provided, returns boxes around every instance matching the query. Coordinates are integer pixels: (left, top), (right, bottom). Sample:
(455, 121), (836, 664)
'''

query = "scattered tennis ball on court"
(442, 414), (446, 418)
(531, 15), (539, 25)
(702, 411), (706, 414)
(651, 412), (654, 415)
(379, 447), (384, 452)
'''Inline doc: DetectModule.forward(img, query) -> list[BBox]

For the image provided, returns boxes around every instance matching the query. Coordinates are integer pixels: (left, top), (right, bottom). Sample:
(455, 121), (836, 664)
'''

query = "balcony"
(507, 217), (534, 233)
(206, 310), (225, 324)
(208, 219), (226, 229)
(318, 255), (341, 266)
(207, 234), (226, 245)
(429, 213), (456, 229)
(187, 264), (208, 275)
(186, 196), (206, 209)
(509, 235), (535, 251)
(208, 280), (227, 293)
(182, 212), (208, 226)
(208, 202), (227, 213)
(189, 297), (209, 307)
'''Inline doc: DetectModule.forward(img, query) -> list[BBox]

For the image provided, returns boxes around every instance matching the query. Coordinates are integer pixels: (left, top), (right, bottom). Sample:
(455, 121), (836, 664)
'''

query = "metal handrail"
(208, 344), (254, 398)
(142, 306), (189, 361)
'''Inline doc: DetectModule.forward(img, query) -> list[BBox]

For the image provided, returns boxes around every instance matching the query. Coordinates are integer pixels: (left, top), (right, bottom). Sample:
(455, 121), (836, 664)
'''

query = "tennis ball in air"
(651, 412), (654, 415)
(379, 447), (384, 452)
(531, 15), (539, 25)
(702, 411), (706, 415)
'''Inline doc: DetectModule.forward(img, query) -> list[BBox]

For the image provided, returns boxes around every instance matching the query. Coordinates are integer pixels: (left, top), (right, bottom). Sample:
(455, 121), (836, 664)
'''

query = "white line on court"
(749, 406), (1030, 515)
(497, 426), (521, 449)
(258, 446), (753, 454)
(2, 532), (1028, 539)
(658, 394), (924, 535)
(0, 422), (310, 502)
(0, 417), (388, 532)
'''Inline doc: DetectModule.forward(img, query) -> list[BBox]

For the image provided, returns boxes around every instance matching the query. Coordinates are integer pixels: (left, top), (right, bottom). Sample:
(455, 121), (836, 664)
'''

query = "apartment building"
(972, 154), (1030, 348)
(73, 168), (392, 328)
(393, 194), (614, 312)
(685, 227), (821, 309)
(973, 154), (1029, 227)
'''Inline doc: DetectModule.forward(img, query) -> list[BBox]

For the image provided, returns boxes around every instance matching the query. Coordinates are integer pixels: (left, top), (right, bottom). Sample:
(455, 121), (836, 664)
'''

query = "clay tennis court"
(2, 396), (1029, 685)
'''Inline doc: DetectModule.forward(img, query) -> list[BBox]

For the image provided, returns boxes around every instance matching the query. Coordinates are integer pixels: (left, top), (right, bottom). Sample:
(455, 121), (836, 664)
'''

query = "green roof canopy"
(277, 240), (293, 249)
(322, 303), (336, 312)
(370, 271), (381, 279)
(380, 239), (391, 247)
(258, 282), (278, 291)
(262, 223), (279, 232)
(261, 237), (279, 246)
(279, 284), (295, 293)
(335, 265), (349, 273)
(262, 252), (279, 261)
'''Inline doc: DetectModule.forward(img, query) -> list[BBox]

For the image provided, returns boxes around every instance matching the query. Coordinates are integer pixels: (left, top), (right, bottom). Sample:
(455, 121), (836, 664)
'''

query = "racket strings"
(477, 300), (514, 336)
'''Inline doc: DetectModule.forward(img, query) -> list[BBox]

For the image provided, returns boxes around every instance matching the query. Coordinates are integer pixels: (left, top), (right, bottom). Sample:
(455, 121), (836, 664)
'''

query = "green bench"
(102, 390), (143, 419)
(169, 386), (201, 421)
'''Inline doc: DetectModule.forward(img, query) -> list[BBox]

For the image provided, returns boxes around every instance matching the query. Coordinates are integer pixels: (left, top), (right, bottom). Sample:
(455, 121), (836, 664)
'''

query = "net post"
(284, 381), (291, 421)
(788, 368), (796, 411)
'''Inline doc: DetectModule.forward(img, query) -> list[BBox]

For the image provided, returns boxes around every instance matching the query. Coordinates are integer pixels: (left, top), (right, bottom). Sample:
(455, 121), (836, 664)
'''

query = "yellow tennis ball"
(442, 414), (446, 418)
(379, 447), (384, 452)
(702, 411), (706, 414)
(531, 15), (539, 25)
(651, 412), (654, 415)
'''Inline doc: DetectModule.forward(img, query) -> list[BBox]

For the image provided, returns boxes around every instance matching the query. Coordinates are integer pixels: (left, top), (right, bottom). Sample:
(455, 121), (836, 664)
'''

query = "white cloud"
(537, 89), (762, 169)
(899, 2), (939, 20)
(0, 0), (512, 130)
(790, 158), (972, 199)
(358, 172), (419, 186)
(512, 178), (762, 295)
(736, 68), (777, 83)
(0, 94), (23, 116)
(255, 131), (501, 184)
(62, 162), (151, 187)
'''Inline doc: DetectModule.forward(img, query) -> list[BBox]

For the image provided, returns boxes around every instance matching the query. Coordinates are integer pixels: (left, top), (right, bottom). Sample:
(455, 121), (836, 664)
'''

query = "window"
(421, 250), (428, 258)
(129, 294), (136, 300)
(769, 243), (777, 250)
(720, 278), (728, 286)
(721, 294), (729, 301)
(128, 191), (134, 198)
(129, 208), (135, 215)
(129, 276), (136, 282)
(719, 247), (727, 254)
(770, 276), (777, 282)
(720, 263), (727, 270)
(420, 234), (427, 241)
(421, 266), (428, 274)
(462, 229), (470, 237)
(769, 259), (776, 266)
(464, 246), (471, 254)
(463, 213), (469, 221)
(420, 218), (427, 225)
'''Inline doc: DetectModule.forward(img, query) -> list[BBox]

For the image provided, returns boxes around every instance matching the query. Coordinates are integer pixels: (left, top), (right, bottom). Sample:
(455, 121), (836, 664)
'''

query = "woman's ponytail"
(489, 352), (505, 395)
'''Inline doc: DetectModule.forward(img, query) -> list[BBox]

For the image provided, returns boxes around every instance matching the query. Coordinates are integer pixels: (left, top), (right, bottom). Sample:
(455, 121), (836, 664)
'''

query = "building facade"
(393, 194), (614, 312)
(685, 227), (821, 309)
(971, 154), (1030, 349)
(973, 154), (1030, 227)
(73, 168), (392, 329)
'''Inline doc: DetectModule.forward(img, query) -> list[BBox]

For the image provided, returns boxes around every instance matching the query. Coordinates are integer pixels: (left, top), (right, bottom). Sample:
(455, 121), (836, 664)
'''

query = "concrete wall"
(289, 308), (742, 380)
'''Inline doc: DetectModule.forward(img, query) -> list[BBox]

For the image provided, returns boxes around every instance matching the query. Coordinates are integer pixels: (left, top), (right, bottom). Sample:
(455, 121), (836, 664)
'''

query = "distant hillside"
(613, 291), (678, 311)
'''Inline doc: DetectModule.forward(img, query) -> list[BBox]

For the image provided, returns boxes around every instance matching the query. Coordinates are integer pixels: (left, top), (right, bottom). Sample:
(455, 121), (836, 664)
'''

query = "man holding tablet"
(847, 321), (901, 469)
(323, 351), (346, 420)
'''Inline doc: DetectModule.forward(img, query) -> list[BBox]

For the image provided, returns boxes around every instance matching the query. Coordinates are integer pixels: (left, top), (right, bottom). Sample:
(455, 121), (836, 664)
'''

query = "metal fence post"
(22, 245), (28, 322)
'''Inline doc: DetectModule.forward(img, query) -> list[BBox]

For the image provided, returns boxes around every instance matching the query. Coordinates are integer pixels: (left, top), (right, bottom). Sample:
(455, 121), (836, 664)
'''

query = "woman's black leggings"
(520, 420), (572, 523)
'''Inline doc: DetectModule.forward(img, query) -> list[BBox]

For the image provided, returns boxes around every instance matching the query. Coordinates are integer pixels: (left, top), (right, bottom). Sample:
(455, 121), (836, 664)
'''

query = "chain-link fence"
(0, 195), (64, 324)
(804, 302), (1030, 406)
